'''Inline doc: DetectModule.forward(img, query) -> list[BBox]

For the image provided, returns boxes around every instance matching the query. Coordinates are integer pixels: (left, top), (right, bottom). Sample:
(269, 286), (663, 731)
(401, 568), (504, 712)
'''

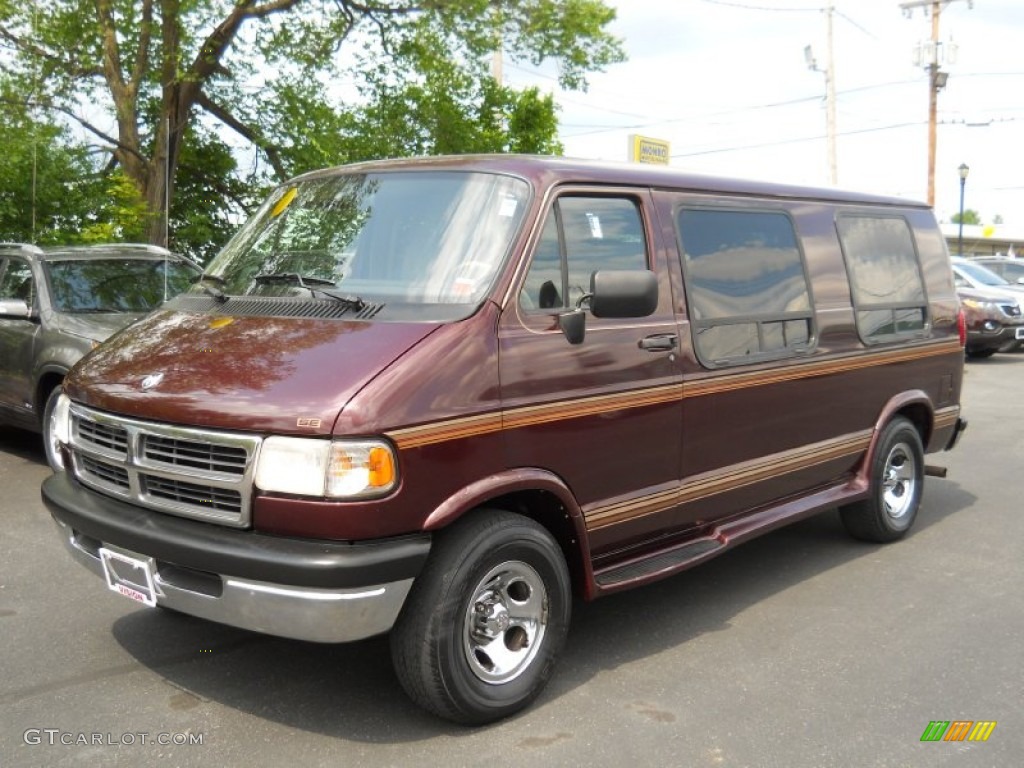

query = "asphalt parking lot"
(1, 355), (1022, 768)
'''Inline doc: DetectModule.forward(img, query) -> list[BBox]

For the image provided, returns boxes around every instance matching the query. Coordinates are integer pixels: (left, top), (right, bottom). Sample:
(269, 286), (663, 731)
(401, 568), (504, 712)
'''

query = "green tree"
(0, 0), (623, 248)
(0, 88), (147, 243)
(952, 209), (981, 226)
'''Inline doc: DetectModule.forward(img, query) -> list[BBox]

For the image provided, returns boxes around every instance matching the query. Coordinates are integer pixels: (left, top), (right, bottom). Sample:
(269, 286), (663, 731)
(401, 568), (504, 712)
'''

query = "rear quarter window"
(836, 215), (929, 343)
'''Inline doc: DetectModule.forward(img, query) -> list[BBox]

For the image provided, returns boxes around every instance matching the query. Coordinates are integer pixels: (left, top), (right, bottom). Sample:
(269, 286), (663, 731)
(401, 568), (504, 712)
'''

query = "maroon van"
(42, 155), (967, 723)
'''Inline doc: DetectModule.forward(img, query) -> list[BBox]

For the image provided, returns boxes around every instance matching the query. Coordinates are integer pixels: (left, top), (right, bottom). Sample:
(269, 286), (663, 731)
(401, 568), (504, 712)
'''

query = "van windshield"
(203, 171), (530, 308)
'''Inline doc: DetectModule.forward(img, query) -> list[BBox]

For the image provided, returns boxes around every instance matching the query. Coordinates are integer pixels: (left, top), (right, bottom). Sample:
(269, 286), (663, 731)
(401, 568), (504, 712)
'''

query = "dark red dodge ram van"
(42, 156), (966, 724)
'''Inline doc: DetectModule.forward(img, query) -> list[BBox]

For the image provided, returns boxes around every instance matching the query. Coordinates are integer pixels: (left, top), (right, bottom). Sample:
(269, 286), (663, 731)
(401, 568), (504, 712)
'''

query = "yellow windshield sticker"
(271, 187), (298, 217)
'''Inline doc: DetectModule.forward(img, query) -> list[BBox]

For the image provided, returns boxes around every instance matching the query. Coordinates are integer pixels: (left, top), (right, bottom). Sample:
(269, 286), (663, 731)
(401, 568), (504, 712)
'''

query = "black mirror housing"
(589, 270), (658, 319)
(558, 309), (587, 345)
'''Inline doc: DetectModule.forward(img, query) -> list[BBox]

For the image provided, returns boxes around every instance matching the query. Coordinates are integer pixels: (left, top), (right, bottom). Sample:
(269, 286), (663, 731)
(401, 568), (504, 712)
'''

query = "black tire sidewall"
(428, 517), (571, 722)
(871, 419), (924, 534)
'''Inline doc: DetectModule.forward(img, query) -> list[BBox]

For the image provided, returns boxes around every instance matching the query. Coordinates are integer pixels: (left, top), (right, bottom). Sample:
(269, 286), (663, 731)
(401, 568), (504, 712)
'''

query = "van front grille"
(68, 405), (262, 528)
(79, 454), (131, 490)
(142, 435), (248, 476)
(144, 476), (243, 513)
(75, 417), (129, 458)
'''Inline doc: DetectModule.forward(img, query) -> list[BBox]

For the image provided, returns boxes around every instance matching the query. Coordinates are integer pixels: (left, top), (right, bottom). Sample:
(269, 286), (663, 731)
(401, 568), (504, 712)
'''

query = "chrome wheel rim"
(463, 561), (548, 684)
(881, 441), (916, 520)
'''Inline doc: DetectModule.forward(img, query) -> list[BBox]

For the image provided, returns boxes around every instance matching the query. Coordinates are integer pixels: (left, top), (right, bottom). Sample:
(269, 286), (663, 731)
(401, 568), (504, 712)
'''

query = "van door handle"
(638, 334), (677, 352)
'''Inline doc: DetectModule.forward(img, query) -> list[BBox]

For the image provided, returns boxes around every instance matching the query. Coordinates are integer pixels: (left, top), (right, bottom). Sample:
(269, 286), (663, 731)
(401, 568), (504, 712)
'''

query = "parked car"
(951, 255), (1024, 295)
(971, 255), (1024, 286)
(956, 285), (1024, 358)
(0, 243), (201, 469)
(43, 156), (966, 724)
(951, 256), (1024, 353)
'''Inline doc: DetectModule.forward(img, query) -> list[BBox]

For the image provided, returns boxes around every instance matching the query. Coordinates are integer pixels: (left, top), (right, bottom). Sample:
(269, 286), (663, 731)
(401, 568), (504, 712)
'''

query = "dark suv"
(0, 243), (200, 468)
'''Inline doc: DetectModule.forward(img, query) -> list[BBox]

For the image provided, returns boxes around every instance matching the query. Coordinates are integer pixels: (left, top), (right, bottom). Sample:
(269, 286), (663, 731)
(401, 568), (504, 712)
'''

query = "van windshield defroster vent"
(168, 294), (384, 320)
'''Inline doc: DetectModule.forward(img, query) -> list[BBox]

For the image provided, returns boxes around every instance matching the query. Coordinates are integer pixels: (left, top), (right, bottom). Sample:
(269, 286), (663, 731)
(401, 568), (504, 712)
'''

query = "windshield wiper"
(253, 272), (366, 310)
(191, 272), (228, 302)
(253, 272), (335, 287)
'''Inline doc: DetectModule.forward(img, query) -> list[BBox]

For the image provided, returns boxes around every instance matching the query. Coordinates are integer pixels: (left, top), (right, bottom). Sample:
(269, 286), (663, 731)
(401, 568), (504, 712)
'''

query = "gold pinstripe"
(585, 429), (873, 530)
(933, 406), (960, 429)
(386, 341), (961, 449)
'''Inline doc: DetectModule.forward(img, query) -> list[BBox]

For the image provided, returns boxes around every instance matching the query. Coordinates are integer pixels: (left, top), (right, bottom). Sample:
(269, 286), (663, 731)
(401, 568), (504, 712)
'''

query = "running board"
(590, 479), (863, 594)
(594, 538), (723, 588)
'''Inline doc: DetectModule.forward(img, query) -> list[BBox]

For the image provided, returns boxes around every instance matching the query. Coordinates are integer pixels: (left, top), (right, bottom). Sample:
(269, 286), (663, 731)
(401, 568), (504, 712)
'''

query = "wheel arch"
(421, 469), (595, 600)
(34, 365), (69, 428)
(854, 390), (932, 489)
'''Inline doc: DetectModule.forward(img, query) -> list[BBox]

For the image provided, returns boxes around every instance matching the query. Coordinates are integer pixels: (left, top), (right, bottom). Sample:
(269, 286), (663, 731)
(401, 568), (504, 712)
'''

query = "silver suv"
(0, 243), (200, 468)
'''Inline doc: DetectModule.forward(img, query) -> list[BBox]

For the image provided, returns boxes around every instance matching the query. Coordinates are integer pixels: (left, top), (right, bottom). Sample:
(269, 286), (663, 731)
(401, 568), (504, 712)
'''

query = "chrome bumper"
(55, 520), (414, 643)
(43, 472), (429, 644)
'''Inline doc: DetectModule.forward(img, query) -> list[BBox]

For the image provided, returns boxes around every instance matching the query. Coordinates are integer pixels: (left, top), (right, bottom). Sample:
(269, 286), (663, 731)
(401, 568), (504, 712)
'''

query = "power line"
(669, 121), (924, 158)
(560, 79), (923, 137)
(667, 115), (1020, 159)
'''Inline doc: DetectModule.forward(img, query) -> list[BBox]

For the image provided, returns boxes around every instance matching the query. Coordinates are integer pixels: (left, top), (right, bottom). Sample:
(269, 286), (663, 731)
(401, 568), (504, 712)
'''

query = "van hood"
(64, 310), (439, 435)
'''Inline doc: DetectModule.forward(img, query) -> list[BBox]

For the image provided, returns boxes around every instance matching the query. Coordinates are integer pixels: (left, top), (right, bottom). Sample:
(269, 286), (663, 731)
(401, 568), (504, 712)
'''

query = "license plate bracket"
(99, 548), (157, 607)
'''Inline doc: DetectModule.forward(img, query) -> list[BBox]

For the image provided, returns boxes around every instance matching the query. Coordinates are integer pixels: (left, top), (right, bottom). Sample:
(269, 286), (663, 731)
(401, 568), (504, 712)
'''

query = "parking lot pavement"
(2, 355), (1022, 768)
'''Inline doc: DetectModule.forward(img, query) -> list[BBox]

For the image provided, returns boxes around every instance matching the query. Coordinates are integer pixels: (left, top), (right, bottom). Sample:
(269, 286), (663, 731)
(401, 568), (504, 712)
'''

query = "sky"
(503, 0), (1024, 230)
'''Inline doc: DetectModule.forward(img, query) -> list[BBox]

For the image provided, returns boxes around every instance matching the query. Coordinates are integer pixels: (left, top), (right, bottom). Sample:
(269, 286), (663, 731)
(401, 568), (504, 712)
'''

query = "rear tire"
(390, 510), (571, 725)
(841, 417), (924, 543)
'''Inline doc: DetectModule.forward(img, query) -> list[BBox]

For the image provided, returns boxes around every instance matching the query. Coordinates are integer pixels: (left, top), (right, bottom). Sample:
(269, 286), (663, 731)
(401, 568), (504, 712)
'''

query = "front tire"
(390, 510), (571, 725)
(841, 417), (924, 543)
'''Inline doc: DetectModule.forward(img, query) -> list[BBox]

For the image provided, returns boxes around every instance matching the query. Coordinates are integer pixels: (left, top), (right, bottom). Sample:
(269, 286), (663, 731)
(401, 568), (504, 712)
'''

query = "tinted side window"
(836, 216), (927, 342)
(520, 196), (647, 311)
(0, 258), (34, 304)
(677, 208), (813, 366)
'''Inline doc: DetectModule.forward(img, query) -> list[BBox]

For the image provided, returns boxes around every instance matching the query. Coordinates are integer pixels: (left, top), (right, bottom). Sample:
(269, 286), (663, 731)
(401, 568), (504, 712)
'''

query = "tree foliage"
(0, 0), (624, 256)
(0, 87), (147, 244)
(952, 209), (981, 226)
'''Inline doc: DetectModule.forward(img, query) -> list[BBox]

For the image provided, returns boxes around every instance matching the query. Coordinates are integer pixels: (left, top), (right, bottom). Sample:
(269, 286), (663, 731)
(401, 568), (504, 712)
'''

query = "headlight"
(255, 437), (397, 499)
(960, 299), (999, 312)
(53, 394), (72, 446)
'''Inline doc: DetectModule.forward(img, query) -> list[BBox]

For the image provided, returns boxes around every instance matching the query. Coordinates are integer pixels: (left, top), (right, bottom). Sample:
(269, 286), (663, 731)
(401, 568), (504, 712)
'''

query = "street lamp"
(957, 163), (970, 256)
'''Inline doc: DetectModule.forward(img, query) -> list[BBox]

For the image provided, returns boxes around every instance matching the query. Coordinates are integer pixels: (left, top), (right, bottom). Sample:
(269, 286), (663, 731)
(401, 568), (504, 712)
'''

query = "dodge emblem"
(140, 373), (164, 391)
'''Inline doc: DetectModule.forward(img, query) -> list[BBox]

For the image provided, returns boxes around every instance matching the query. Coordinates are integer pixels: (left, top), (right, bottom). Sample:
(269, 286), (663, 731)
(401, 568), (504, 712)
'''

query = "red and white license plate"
(99, 548), (157, 607)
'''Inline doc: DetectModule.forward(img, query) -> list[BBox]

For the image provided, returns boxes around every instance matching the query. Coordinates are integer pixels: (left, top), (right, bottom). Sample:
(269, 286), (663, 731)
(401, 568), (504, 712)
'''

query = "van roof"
(291, 154), (927, 209)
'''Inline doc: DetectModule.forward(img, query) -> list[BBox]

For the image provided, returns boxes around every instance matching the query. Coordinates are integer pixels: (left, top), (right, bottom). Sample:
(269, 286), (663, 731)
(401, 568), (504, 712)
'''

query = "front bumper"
(966, 322), (1024, 350)
(42, 472), (430, 643)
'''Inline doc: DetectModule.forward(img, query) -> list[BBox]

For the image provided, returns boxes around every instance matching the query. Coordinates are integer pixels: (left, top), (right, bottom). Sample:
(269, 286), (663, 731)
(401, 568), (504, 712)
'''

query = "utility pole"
(901, 0), (972, 206)
(805, 1), (838, 185)
(825, 1), (837, 185)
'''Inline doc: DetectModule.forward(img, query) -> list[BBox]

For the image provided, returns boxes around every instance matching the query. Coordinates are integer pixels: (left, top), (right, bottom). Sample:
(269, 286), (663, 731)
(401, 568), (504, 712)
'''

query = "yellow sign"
(629, 135), (671, 165)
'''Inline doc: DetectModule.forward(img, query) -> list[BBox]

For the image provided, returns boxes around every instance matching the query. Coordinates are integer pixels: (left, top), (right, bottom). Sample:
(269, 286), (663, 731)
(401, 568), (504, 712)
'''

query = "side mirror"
(557, 269), (659, 345)
(0, 299), (34, 319)
(1016, 277), (1024, 286)
(589, 270), (659, 319)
